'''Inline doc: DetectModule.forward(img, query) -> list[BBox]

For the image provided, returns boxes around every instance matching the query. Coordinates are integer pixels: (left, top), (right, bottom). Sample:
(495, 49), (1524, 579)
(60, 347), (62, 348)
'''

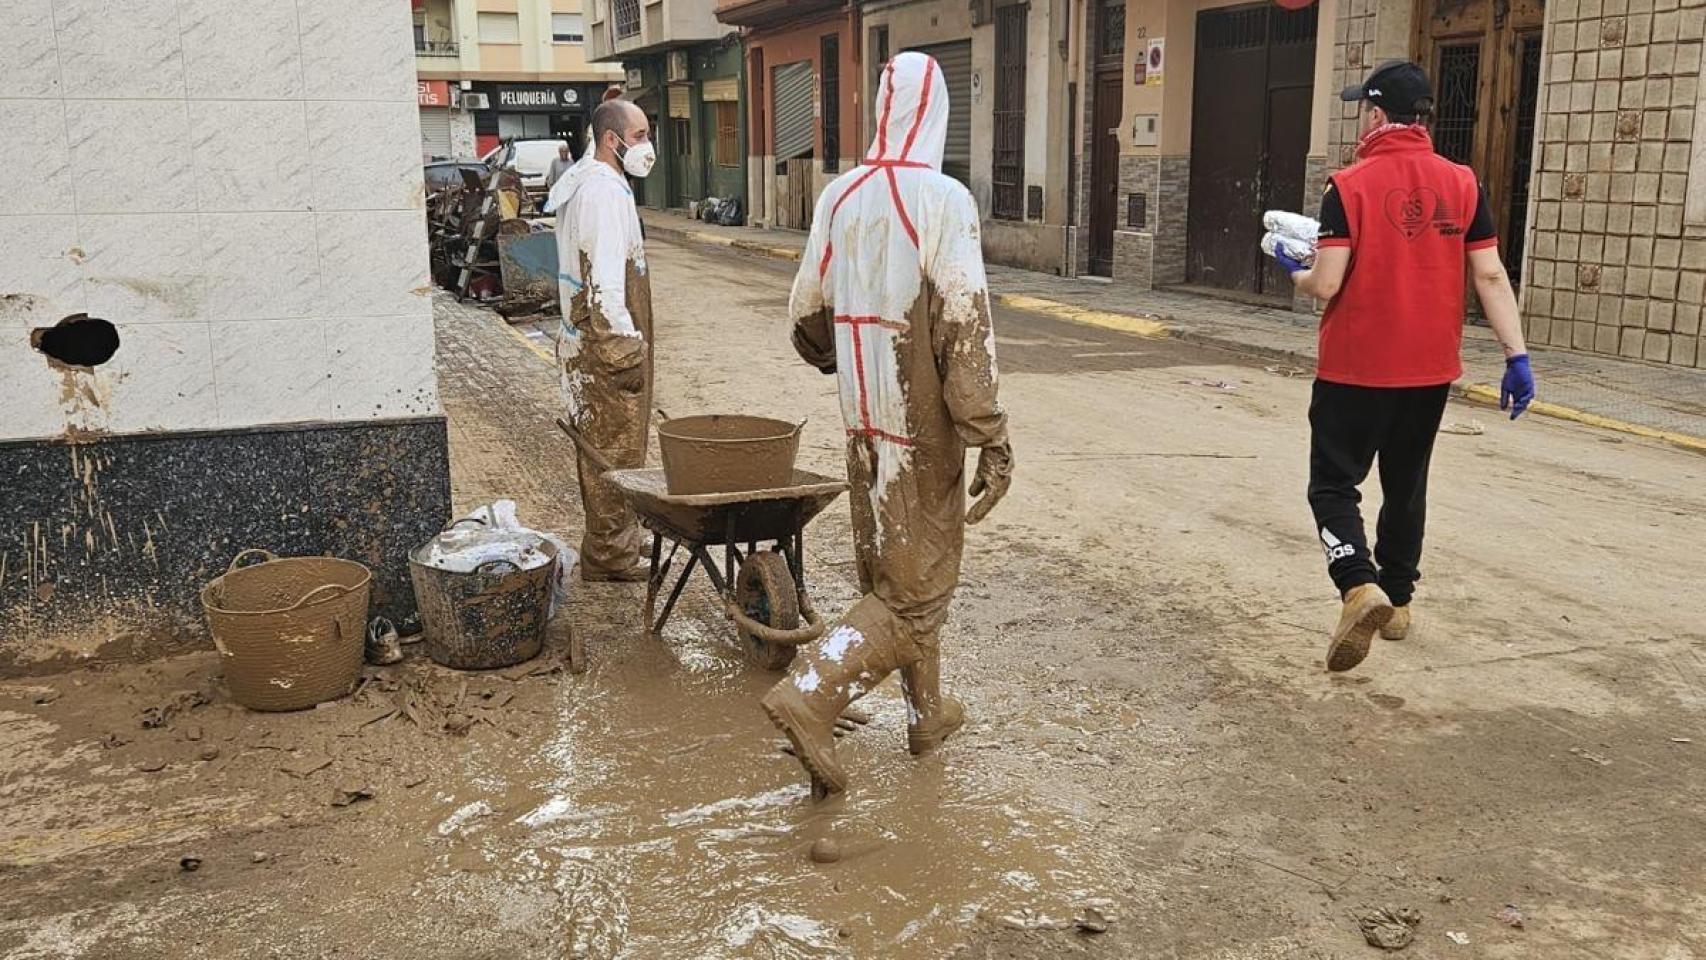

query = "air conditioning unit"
(666, 50), (689, 82)
(461, 92), (490, 110)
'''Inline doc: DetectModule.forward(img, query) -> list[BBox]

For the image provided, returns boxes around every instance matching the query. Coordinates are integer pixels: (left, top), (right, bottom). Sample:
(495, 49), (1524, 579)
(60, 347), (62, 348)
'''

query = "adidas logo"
(1320, 526), (1356, 562)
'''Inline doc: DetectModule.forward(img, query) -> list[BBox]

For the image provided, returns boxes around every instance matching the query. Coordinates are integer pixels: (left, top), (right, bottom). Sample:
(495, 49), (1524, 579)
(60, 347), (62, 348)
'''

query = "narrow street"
(4, 236), (1705, 959)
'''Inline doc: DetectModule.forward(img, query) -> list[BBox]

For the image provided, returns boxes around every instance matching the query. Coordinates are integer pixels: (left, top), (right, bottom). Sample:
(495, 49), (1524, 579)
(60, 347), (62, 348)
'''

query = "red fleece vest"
(1316, 127), (1495, 388)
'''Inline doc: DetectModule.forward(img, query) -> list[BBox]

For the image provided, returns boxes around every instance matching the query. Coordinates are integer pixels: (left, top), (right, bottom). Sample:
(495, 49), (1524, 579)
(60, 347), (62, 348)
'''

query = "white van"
(483, 139), (569, 192)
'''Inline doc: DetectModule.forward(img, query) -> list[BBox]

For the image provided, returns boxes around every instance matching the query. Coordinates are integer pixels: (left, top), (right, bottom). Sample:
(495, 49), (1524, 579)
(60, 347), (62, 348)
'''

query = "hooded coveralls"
(761, 52), (1008, 793)
(550, 160), (654, 575)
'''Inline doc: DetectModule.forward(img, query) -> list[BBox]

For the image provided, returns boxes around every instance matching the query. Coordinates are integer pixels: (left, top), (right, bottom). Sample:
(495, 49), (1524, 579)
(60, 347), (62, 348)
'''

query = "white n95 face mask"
(618, 138), (656, 178)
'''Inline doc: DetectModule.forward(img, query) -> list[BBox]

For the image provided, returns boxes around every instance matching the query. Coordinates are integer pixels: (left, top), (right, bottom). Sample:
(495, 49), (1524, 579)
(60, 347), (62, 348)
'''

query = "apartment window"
(477, 12), (520, 43)
(551, 13), (584, 43)
(613, 0), (641, 40)
(713, 101), (740, 167)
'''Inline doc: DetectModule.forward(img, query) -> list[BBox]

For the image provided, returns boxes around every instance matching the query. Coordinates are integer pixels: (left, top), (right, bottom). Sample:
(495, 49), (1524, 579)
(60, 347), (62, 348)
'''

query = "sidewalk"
(641, 208), (1706, 452)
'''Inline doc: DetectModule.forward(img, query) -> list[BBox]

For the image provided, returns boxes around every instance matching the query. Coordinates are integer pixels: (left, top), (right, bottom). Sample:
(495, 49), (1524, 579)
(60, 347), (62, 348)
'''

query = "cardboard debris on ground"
(330, 785), (375, 808)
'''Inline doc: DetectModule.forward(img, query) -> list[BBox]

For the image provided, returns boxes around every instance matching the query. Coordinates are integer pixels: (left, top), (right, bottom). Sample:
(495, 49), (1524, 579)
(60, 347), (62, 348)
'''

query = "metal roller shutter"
(419, 107), (452, 159)
(906, 40), (971, 185)
(772, 59), (816, 161)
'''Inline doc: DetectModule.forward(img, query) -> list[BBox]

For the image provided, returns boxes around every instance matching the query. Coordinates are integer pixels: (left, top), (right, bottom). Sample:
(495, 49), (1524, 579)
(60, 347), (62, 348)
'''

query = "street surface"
(3, 236), (1705, 959)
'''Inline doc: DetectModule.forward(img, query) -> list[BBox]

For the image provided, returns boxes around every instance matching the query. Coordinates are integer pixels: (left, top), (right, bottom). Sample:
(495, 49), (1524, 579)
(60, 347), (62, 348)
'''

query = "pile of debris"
(426, 145), (559, 320)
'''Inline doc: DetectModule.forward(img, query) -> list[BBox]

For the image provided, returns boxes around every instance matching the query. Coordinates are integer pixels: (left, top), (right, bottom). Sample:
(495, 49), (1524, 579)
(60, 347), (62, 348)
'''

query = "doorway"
(1088, 1), (1125, 276)
(1413, 0), (1544, 283)
(1184, 2), (1318, 299)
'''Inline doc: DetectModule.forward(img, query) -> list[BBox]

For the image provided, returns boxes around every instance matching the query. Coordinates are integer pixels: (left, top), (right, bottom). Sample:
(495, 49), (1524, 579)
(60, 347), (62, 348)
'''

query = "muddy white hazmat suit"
(761, 51), (1013, 795)
(550, 158), (654, 577)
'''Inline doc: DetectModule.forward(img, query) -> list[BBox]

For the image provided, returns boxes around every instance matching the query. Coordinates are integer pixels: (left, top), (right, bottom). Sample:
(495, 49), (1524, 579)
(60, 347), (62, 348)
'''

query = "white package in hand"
(1263, 210), (1321, 244)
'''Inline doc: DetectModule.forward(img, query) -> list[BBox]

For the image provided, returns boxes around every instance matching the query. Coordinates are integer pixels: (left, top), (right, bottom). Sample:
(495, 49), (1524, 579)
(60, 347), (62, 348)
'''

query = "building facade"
(414, 0), (625, 159)
(854, 0), (1079, 275)
(1088, 0), (1705, 369)
(717, 0), (863, 231)
(1, 1), (449, 667)
(586, 0), (748, 211)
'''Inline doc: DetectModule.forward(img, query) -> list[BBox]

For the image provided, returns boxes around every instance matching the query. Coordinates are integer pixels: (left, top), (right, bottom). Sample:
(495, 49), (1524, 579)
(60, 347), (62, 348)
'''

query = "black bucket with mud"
(32, 314), (120, 370)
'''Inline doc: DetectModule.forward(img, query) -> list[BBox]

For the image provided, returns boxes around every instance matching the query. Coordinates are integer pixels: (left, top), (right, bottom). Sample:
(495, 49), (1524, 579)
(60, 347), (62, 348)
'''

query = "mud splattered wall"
(0, 0), (450, 669)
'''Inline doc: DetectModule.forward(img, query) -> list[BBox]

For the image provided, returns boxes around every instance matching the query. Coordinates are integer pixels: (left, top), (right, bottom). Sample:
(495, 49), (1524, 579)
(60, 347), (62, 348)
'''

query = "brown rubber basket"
(656, 414), (804, 496)
(200, 549), (372, 712)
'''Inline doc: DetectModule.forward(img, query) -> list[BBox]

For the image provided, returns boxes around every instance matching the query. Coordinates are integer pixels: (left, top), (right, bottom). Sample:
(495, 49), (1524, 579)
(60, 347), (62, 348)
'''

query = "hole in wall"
(31, 314), (120, 369)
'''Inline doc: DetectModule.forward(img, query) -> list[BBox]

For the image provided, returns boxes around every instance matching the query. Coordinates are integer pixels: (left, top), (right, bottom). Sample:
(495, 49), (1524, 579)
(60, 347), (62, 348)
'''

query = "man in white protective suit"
(547, 99), (659, 582)
(761, 51), (1013, 797)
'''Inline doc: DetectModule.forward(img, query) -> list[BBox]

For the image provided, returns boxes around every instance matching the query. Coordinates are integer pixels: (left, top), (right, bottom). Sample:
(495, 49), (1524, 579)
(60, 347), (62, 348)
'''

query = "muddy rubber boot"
(1380, 605), (1412, 641)
(761, 597), (915, 796)
(901, 649), (964, 756)
(1326, 584), (1395, 672)
(581, 562), (650, 583)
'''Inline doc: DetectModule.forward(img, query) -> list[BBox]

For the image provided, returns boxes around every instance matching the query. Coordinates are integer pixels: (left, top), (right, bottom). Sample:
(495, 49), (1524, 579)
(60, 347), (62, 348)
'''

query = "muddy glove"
(1500, 354), (1534, 420)
(613, 363), (646, 393)
(965, 442), (1013, 526)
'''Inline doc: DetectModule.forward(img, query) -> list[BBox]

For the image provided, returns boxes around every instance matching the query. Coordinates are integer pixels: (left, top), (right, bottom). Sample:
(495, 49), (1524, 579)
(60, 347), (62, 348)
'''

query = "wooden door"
(1089, 70), (1124, 276)
(1186, 2), (1318, 297)
(1413, 0), (1544, 281)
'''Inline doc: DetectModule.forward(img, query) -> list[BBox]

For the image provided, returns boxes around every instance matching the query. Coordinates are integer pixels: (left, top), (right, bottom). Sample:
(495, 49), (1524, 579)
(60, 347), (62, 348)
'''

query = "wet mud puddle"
(421, 612), (1118, 958)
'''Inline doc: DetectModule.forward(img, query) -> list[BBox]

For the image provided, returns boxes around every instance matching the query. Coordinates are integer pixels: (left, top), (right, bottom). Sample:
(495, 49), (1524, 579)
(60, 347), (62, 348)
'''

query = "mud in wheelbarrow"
(607, 468), (847, 670)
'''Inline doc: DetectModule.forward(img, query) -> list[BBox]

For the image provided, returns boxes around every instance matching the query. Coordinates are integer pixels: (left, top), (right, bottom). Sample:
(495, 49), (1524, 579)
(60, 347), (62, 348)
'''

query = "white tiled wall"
(0, 0), (437, 442)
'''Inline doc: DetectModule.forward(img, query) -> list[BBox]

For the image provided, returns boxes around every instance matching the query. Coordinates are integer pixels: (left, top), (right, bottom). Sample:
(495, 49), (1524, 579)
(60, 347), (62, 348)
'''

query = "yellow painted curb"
(1461, 383), (1706, 454)
(994, 293), (1171, 339)
(500, 316), (558, 365)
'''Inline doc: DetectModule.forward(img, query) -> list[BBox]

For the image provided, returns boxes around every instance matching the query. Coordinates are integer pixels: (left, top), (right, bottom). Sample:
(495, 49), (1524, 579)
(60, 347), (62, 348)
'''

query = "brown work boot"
(1326, 584), (1395, 672)
(581, 562), (649, 583)
(761, 597), (914, 797)
(1380, 604), (1412, 641)
(901, 649), (964, 756)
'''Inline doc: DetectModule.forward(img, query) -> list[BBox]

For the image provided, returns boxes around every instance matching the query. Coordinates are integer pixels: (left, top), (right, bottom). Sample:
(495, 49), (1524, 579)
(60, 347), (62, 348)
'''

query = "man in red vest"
(1276, 60), (1536, 672)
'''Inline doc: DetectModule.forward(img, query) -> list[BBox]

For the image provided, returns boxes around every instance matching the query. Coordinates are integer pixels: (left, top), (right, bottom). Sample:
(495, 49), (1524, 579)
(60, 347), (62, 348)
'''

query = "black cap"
(1340, 60), (1433, 118)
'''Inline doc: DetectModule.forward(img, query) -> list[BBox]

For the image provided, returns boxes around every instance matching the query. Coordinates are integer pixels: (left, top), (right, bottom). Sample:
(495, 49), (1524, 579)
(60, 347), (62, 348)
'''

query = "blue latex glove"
(1501, 354), (1535, 420)
(1273, 247), (1307, 277)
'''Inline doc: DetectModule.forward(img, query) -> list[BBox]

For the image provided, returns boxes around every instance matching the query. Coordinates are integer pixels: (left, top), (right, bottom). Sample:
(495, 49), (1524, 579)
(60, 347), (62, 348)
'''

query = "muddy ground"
(3, 237), (1705, 959)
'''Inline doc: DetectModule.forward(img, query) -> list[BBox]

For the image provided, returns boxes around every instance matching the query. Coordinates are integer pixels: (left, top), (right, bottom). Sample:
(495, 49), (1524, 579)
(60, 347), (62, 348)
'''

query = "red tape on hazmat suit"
(762, 51), (1012, 796)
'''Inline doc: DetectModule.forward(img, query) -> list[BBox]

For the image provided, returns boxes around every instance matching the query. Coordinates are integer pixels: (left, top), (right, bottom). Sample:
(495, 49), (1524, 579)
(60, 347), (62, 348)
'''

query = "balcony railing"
(415, 38), (459, 56)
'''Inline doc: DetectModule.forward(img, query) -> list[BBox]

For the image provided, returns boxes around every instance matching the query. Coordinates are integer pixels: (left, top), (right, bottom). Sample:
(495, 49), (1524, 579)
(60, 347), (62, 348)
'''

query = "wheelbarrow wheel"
(734, 551), (800, 671)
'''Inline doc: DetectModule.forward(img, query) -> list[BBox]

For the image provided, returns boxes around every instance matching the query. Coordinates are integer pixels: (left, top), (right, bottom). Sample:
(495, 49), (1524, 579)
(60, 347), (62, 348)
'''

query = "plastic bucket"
(200, 549), (371, 712)
(657, 415), (803, 496)
(409, 537), (559, 670)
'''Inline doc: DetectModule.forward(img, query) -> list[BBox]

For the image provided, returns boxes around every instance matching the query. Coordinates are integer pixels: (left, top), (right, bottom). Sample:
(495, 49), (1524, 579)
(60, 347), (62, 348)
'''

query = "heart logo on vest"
(1383, 187), (1441, 240)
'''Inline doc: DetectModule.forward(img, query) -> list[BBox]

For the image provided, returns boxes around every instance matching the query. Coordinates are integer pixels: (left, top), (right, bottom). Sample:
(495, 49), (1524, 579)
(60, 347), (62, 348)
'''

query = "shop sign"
(494, 84), (582, 110)
(417, 80), (451, 107)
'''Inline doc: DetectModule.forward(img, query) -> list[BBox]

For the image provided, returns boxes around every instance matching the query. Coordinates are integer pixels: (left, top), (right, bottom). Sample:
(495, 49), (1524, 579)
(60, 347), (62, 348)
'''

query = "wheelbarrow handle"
(555, 417), (617, 475)
(725, 602), (827, 647)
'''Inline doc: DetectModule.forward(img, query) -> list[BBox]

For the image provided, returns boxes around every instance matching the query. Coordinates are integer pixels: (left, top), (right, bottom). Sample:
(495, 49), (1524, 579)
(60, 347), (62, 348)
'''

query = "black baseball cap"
(1340, 60), (1433, 117)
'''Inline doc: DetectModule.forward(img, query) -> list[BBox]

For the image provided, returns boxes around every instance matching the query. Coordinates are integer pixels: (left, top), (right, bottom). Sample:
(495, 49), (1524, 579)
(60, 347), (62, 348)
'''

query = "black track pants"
(1306, 379), (1450, 607)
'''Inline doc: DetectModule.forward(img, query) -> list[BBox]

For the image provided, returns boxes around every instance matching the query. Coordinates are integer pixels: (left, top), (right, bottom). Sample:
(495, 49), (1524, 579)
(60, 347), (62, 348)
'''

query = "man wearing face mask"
(548, 98), (659, 582)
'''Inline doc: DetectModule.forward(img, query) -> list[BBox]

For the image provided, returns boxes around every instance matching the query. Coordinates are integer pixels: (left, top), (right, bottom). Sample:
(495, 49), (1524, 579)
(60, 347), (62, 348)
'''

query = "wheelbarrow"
(608, 467), (846, 669)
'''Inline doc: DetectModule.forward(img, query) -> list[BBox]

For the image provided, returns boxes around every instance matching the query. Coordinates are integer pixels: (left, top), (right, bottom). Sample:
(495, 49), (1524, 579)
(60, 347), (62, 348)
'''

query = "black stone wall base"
(1, 417), (451, 675)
